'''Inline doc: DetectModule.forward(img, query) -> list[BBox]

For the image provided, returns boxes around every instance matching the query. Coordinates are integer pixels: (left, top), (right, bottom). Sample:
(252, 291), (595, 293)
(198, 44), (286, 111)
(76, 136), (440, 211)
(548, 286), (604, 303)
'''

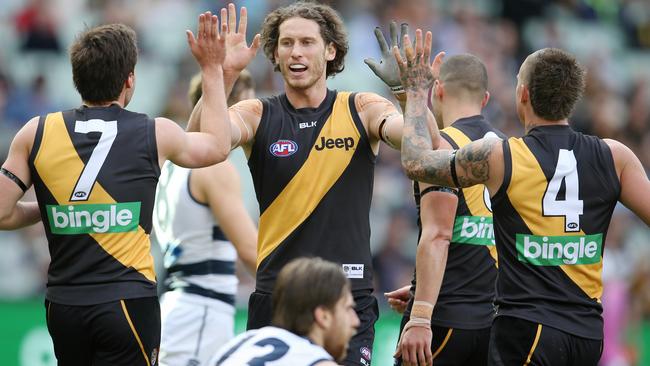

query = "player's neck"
(524, 114), (569, 134)
(306, 328), (326, 348)
(82, 92), (126, 108)
(283, 79), (328, 109)
(442, 102), (483, 128)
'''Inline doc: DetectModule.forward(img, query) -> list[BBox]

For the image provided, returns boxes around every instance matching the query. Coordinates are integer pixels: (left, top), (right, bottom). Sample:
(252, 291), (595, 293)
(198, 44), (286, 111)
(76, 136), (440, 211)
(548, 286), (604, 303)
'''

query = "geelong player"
(154, 71), (257, 366)
(211, 257), (360, 365)
(187, 3), (436, 364)
(0, 14), (231, 365)
(398, 31), (650, 365)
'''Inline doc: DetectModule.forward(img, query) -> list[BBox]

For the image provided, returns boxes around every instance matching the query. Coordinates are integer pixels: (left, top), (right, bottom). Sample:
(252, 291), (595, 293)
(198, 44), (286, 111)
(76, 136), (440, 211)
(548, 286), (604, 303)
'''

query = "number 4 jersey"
(491, 125), (620, 339)
(212, 326), (333, 365)
(28, 105), (160, 305)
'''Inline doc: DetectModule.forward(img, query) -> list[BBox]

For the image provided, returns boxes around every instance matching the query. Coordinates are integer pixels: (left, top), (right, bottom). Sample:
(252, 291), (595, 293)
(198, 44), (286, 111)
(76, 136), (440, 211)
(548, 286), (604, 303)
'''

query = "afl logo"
(270, 140), (298, 157)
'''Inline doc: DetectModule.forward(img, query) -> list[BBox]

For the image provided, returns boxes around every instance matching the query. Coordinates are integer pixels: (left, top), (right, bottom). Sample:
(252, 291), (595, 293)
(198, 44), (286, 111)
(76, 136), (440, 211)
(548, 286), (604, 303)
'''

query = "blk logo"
(269, 140), (298, 157)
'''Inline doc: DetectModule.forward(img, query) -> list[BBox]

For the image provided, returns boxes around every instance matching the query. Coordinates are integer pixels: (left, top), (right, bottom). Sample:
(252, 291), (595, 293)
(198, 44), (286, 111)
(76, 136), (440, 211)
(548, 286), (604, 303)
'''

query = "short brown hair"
(70, 24), (138, 104)
(524, 48), (586, 121)
(260, 1), (348, 78)
(439, 54), (487, 103)
(272, 257), (350, 336)
(188, 69), (254, 107)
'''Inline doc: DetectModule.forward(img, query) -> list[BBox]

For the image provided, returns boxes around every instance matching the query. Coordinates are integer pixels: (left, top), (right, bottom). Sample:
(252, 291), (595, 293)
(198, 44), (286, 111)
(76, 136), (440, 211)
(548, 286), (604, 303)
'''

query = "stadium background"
(1, 0), (649, 365)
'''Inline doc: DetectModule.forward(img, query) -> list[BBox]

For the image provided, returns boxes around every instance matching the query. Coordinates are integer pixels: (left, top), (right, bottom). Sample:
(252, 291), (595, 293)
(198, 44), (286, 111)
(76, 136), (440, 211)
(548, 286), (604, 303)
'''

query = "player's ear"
(519, 84), (529, 104)
(482, 91), (490, 108)
(325, 42), (336, 62)
(126, 71), (135, 89)
(313, 305), (332, 328)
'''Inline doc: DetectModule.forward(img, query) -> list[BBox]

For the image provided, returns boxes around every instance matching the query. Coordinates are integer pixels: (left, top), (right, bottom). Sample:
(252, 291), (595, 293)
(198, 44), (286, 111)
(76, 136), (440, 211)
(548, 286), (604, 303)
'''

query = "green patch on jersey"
(47, 202), (141, 234)
(452, 216), (495, 246)
(516, 233), (603, 266)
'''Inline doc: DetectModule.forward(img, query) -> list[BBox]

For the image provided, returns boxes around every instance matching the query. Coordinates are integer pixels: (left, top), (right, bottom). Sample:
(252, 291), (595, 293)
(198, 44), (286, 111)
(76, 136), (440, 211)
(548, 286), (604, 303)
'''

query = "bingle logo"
(269, 140), (298, 157)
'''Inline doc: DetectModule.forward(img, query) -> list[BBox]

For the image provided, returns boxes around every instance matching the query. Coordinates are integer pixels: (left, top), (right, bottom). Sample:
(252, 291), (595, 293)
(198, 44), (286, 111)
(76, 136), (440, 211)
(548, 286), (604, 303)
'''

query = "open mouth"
(288, 63), (308, 75)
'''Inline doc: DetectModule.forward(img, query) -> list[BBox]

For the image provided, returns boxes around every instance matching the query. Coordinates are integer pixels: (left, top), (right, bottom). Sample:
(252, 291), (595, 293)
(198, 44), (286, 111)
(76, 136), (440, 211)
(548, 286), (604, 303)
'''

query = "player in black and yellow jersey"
(398, 31), (650, 366)
(381, 54), (504, 366)
(0, 13), (233, 366)
(186, 4), (436, 365)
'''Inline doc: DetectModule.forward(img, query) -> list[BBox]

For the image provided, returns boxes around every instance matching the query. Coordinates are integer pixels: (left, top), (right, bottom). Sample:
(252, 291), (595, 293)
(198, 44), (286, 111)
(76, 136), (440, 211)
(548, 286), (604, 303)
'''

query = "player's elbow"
(420, 229), (452, 250)
(401, 155), (424, 181)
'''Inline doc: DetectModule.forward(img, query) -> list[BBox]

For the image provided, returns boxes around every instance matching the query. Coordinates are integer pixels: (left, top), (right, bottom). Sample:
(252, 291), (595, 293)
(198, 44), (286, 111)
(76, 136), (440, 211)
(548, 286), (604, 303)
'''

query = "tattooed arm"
(396, 29), (504, 191)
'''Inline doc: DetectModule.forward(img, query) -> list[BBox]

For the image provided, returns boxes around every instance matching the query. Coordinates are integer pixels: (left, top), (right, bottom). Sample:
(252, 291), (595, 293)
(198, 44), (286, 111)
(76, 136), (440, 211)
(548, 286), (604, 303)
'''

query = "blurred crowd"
(1, 0), (649, 365)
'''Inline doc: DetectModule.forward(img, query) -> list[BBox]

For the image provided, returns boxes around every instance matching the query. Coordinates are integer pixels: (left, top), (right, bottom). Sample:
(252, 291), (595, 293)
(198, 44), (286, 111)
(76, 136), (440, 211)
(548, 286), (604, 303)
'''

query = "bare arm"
(186, 4), (260, 142)
(607, 139), (650, 225)
(187, 98), (262, 153)
(193, 161), (257, 274)
(0, 118), (41, 229)
(397, 30), (503, 191)
(158, 12), (232, 167)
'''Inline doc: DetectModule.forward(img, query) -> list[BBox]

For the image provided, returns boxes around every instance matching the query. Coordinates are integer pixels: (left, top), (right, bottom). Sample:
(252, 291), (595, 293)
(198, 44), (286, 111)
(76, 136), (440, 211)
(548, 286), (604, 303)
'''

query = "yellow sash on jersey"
(33, 112), (155, 282)
(507, 138), (602, 301)
(257, 92), (360, 267)
(443, 126), (498, 263)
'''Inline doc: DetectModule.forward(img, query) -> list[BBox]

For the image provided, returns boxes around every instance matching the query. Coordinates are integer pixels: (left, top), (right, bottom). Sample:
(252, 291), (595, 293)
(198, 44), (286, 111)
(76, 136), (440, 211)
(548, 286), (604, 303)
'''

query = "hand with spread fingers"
(187, 11), (227, 69)
(364, 21), (409, 92)
(393, 29), (435, 94)
(220, 3), (261, 74)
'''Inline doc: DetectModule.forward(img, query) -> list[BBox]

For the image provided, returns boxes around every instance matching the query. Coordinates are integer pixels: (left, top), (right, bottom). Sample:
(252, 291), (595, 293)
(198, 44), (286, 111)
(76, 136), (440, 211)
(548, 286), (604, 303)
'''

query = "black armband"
(450, 150), (461, 187)
(1, 168), (28, 192)
(420, 185), (459, 197)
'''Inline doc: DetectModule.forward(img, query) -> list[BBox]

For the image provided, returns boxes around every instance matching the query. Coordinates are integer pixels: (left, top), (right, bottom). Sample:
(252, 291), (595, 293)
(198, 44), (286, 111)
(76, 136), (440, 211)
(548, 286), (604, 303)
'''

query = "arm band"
(450, 150), (461, 187)
(1, 168), (28, 192)
(420, 185), (459, 197)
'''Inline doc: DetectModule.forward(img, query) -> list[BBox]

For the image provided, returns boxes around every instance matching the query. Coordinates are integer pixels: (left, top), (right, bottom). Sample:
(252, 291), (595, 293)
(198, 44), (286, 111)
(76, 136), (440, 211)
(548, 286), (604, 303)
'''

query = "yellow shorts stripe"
(523, 323), (542, 366)
(432, 328), (454, 360)
(120, 300), (149, 365)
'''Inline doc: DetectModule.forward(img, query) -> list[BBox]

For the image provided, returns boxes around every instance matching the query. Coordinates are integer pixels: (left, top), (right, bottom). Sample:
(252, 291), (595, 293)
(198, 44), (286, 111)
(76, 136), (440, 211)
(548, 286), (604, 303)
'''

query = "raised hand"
(364, 21), (409, 91)
(394, 29), (435, 93)
(187, 11), (227, 69)
(220, 3), (261, 74)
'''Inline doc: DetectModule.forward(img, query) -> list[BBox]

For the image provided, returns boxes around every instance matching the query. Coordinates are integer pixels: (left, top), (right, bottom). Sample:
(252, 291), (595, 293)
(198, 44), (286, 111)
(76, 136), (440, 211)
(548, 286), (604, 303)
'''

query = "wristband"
(390, 85), (404, 93)
(403, 317), (432, 333)
(411, 300), (434, 320)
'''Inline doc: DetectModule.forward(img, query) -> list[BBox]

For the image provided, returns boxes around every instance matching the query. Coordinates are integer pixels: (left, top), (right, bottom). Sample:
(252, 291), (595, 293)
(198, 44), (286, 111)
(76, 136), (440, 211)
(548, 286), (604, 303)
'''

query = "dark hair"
(188, 69), (254, 107)
(70, 24), (137, 104)
(439, 54), (488, 103)
(525, 48), (586, 121)
(272, 257), (350, 336)
(260, 1), (348, 78)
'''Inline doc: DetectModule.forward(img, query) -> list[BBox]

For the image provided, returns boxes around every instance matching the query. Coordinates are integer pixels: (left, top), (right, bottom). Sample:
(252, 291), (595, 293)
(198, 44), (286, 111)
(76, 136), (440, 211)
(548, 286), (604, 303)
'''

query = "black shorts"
(488, 316), (602, 366)
(247, 289), (379, 366)
(394, 313), (490, 366)
(45, 297), (160, 366)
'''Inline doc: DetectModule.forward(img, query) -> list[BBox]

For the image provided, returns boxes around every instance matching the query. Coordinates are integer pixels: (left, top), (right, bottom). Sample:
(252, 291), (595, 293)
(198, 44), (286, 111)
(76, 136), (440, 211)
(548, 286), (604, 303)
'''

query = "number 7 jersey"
(491, 125), (620, 340)
(28, 105), (160, 305)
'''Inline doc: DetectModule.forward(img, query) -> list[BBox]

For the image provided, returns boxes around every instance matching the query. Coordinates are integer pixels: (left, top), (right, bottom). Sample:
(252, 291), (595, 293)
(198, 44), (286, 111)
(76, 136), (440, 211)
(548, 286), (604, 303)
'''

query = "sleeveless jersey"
(153, 162), (237, 306)
(248, 89), (375, 293)
(27, 105), (160, 305)
(491, 125), (620, 339)
(412, 115), (502, 329)
(212, 326), (333, 365)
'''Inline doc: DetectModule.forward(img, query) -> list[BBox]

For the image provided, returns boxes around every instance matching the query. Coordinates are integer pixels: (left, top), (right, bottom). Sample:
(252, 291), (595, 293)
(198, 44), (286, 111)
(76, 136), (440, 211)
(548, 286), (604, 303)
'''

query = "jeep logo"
(314, 136), (355, 151)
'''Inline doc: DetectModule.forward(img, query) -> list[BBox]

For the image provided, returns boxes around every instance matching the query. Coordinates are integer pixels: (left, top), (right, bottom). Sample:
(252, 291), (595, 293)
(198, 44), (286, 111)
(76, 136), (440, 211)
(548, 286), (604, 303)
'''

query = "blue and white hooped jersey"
(153, 162), (237, 306)
(212, 326), (333, 365)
